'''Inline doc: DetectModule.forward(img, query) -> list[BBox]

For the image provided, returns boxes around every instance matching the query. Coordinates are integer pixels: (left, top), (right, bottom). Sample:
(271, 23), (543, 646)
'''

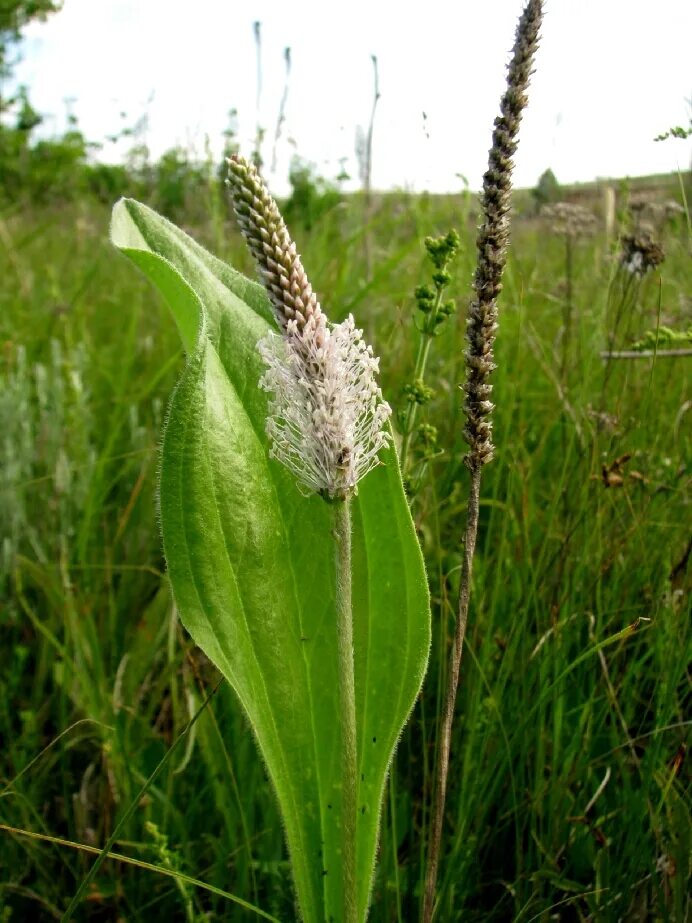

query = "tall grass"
(1, 179), (690, 920)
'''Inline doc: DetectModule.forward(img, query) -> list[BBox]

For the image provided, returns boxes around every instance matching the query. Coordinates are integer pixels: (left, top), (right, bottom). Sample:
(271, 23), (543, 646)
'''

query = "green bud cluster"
(416, 230), (460, 337)
(417, 422), (438, 451)
(403, 379), (436, 405)
(398, 228), (461, 485)
(424, 229), (460, 269)
(415, 284), (435, 313)
(439, 300), (455, 319)
(631, 324), (692, 351)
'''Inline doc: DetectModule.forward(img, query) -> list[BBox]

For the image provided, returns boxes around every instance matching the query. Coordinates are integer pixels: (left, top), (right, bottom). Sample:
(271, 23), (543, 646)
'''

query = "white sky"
(12, 0), (692, 194)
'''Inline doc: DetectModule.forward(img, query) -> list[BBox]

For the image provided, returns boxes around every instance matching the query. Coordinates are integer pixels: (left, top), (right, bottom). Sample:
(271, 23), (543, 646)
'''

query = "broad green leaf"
(110, 198), (430, 921)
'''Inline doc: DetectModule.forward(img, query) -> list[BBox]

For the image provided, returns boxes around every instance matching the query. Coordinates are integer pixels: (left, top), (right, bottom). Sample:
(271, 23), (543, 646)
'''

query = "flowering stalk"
(398, 230), (459, 480)
(228, 155), (391, 502)
(421, 3), (543, 920)
(228, 154), (392, 922)
(540, 203), (598, 380)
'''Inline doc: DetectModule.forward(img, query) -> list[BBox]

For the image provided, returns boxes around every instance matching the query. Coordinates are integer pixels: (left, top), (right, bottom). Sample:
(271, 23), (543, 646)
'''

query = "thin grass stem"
(60, 680), (222, 922)
(421, 462), (481, 922)
(0, 823), (279, 922)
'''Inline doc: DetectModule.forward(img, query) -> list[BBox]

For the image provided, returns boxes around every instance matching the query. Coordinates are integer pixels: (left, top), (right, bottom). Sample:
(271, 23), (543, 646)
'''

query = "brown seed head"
(464, 0), (543, 469)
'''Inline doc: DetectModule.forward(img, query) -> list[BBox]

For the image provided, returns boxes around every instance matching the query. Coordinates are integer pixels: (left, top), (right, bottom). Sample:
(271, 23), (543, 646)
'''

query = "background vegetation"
(1, 3), (690, 921)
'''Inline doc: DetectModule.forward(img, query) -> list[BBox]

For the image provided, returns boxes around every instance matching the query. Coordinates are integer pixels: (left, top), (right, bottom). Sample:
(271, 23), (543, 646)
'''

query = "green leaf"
(110, 198), (430, 921)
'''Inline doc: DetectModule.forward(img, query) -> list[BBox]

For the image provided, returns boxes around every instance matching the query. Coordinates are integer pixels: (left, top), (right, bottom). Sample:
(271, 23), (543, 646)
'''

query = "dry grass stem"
(422, 2), (544, 919)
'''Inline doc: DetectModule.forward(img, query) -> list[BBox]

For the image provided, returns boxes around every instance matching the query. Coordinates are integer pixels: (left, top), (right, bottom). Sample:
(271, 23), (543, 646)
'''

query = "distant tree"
(1, 0), (62, 79)
(0, 2), (84, 203)
(151, 146), (207, 219)
(11, 82), (39, 130)
(0, 83), (39, 194)
(283, 158), (342, 231)
(1, 1), (62, 125)
(532, 167), (560, 212)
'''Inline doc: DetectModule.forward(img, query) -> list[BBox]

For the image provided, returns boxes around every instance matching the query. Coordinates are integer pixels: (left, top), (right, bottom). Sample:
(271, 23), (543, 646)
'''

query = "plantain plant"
(109, 157), (430, 922)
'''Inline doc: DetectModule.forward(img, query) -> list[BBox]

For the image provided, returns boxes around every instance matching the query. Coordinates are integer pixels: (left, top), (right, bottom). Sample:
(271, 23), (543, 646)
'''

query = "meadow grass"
(1, 180), (690, 921)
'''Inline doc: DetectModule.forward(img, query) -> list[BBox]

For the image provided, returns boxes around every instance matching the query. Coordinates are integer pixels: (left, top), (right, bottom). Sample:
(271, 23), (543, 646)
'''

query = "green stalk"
(334, 498), (357, 923)
(398, 284), (445, 475)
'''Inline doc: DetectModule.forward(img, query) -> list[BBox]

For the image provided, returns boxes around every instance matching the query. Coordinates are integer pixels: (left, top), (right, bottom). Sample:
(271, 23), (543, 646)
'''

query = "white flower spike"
(227, 155), (391, 499)
(258, 314), (391, 499)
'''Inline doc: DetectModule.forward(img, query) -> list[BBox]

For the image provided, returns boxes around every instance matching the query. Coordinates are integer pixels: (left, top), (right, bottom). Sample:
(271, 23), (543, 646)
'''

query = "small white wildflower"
(258, 313), (391, 499)
(619, 232), (665, 276)
(624, 251), (644, 275)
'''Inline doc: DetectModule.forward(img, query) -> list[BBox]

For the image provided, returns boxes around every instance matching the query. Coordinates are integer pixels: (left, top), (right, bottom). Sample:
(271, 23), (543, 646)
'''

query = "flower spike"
(227, 155), (392, 500)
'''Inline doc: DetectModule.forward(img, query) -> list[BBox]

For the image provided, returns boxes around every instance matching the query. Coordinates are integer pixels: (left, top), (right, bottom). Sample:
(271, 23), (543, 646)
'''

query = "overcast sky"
(13, 0), (692, 193)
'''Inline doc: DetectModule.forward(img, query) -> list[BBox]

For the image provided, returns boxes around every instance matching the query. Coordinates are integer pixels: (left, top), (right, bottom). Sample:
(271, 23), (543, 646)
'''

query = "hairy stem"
(334, 499), (357, 923)
(421, 463), (481, 922)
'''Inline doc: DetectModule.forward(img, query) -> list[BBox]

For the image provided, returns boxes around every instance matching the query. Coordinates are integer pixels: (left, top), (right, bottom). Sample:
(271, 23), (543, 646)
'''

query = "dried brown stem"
(421, 3), (543, 919)
(421, 462), (481, 922)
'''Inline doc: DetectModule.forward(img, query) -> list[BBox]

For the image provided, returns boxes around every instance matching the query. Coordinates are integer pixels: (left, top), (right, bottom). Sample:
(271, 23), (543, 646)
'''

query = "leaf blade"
(110, 199), (430, 921)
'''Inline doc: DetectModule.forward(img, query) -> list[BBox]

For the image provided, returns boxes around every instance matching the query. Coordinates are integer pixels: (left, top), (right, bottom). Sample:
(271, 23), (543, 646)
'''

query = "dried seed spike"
(464, 0), (543, 469)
